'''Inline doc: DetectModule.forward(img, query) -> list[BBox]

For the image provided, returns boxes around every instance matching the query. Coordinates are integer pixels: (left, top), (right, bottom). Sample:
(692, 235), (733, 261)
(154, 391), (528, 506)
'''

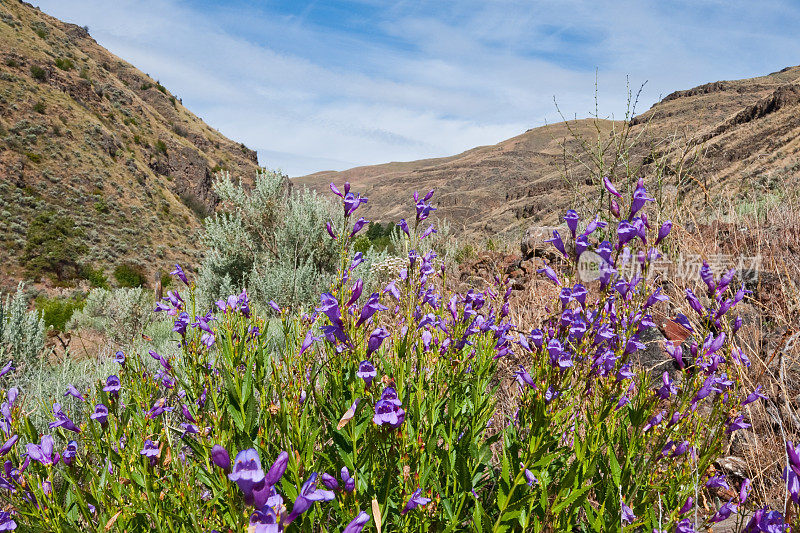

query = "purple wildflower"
(524, 468), (538, 487)
(103, 375), (121, 395)
(706, 473), (730, 491)
(414, 190), (436, 222)
(0, 511), (16, 530)
(515, 366), (535, 389)
(355, 293), (387, 328)
(356, 360), (377, 387)
(397, 219), (410, 237)
(64, 384), (85, 401)
(350, 217), (369, 237)
(171, 263), (189, 286)
(401, 488), (431, 515)
(148, 350), (172, 373)
(742, 386), (767, 406)
(228, 448), (266, 503)
(343, 192), (368, 216)
(145, 398), (172, 419)
(740, 478), (751, 504)
(420, 224), (437, 239)
(0, 435), (18, 456)
(603, 176), (622, 198)
(564, 210), (579, 238)
(27, 435), (58, 466)
(341, 467), (355, 492)
(366, 327), (389, 357)
(249, 505), (280, 532)
(685, 289), (704, 315)
(708, 501), (738, 523)
(140, 440), (159, 467)
(320, 473), (339, 490)
(621, 499), (636, 524)
(655, 371), (677, 399)
(265, 451), (289, 486)
(545, 230), (567, 258)
(655, 220), (672, 245)
(537, 264), (561, 286)
(630, 180), (653, 216)
(49, 403), (81, 433)
(342, 511), (370, 533)
(727, 414), (751, 433)
(285, 472), (336, 524)
(62, 440), (78, 466)
(373, 399), (405, 428)
(743, 509), (789, 532)
(173, 311), (190, 337)
(89, 404), (108, 426)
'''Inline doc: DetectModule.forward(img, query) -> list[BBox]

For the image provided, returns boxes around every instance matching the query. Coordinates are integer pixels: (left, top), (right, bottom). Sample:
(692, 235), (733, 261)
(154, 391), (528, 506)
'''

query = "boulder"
(520, 226), (561, 263)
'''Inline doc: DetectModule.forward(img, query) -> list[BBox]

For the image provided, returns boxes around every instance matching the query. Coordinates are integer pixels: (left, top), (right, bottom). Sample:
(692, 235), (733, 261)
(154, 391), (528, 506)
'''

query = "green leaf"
(608, 447), (621, 487)
(552, 484), (594, 515)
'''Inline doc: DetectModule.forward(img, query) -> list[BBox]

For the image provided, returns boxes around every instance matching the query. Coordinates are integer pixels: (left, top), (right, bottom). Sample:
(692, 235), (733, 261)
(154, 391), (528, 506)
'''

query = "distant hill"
(296, 65), (800, 237)
(0, 0), (260, 289)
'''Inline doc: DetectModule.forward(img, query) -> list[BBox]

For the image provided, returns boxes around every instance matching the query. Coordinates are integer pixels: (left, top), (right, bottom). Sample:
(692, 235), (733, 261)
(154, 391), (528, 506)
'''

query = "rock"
(520, 258), (537, 274)
(520, 226), (561, 263)
(98, 129), (120, 157)
(637, 327), (673, 377)
(715, 456), (749, 479)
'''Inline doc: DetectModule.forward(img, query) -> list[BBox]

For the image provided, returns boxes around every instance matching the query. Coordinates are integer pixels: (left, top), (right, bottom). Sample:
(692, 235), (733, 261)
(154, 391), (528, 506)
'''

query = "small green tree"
(21, 212), (87, 282)
(113, 263), (148, 288)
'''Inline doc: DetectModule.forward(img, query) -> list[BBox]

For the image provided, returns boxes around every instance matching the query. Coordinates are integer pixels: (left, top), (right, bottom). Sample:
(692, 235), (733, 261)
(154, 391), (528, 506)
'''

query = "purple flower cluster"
(373, 387), (405, 429)
(742, 508), (790, 532)
(220, 446), (336, 530)
(215, 289), (251, 318)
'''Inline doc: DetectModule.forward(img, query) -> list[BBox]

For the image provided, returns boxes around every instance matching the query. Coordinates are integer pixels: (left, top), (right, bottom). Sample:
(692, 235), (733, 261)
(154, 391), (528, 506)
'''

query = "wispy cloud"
(34, 0), (800, 176)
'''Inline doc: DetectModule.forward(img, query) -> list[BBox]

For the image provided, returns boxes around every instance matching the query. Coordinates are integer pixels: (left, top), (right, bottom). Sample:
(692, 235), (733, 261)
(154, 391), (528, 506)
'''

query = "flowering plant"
(0, 178), (789, 532)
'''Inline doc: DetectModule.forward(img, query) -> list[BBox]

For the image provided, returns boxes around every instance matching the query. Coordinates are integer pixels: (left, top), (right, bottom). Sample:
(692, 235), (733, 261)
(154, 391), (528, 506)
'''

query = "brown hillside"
(0, 0), (260, 289)
(296, 66), (800, 236)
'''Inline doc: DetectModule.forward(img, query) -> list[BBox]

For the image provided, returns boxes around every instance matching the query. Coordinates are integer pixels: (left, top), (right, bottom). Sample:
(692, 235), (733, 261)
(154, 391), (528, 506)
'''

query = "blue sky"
(34, 0), (800, 176)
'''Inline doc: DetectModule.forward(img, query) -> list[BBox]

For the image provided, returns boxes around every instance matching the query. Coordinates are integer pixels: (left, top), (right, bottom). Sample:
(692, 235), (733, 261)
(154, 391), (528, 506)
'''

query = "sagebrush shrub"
(0, 283), (45, 365)
(66, 287), (154, 345)
(198, 170), (342, 309)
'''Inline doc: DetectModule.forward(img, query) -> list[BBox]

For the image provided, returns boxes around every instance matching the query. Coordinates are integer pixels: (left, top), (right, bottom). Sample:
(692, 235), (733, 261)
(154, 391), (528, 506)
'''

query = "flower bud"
(211, 445), (230, 472)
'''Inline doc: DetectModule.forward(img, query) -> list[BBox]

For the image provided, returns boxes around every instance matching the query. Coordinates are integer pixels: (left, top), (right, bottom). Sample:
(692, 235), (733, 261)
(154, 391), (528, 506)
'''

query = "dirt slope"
(0, 0), (260, 287)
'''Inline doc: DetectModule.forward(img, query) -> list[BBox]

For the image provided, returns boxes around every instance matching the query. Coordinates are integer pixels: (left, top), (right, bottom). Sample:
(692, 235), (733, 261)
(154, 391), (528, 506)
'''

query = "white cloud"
(33, 0), (800, 176)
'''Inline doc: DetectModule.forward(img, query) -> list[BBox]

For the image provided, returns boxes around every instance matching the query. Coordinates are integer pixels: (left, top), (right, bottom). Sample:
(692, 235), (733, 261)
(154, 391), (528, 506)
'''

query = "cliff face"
(296, 66), (800, 236)
(0, 0), (260, 286)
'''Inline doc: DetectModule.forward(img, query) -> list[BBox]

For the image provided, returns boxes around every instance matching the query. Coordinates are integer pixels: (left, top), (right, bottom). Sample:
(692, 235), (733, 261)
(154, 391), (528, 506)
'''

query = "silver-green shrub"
(66, 287), (154, 345)
(198, 170), (342, 309)
(0, 282), (45, 364)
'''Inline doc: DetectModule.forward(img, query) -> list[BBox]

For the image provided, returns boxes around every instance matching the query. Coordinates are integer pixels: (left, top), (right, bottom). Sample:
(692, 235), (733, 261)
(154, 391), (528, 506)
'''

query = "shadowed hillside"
(0, 0), (260, 289)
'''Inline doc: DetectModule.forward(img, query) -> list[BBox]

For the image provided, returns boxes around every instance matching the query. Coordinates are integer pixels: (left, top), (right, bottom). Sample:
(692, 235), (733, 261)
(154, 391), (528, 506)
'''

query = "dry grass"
(659, 196), (800, 515)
